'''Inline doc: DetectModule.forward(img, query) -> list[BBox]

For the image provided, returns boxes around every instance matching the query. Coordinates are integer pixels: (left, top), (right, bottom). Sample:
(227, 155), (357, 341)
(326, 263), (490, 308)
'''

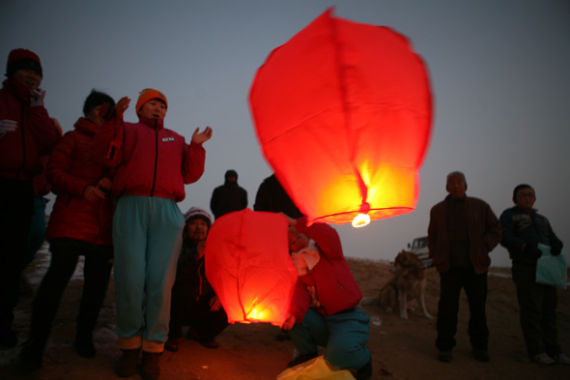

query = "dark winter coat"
(210, 181), (248, 219)
(428, 195), (502, 274)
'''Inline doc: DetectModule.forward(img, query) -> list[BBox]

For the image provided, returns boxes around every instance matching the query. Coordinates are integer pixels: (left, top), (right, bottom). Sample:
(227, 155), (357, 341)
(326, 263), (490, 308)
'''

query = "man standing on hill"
(210, 169), (248, 220)
(428, 171), (502, 363)
(499, 184), (569, 365)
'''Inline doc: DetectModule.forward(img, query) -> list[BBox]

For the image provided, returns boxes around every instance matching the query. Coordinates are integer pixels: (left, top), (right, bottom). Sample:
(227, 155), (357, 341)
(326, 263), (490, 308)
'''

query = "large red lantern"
(204, 209), (297, 326)
(249, 8), (432, 226)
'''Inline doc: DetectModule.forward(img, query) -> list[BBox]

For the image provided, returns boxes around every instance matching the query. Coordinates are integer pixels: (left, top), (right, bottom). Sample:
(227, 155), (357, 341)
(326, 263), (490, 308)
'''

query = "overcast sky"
(2, 0), (569, 267)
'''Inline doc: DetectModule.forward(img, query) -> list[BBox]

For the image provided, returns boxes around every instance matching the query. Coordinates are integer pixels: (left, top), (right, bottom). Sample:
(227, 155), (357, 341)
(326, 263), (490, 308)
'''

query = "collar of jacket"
(2, 78), (32, 104)
(74, 117), (99, 136)
(138, 116), (164, 130)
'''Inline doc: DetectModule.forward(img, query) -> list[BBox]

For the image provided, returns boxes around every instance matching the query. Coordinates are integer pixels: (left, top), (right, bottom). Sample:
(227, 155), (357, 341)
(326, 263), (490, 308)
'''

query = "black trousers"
(512, 263), (560, 357)
(28, 238), (113, 349)
(0, 178), (33, 335)
(169, 283), (227, 342)
(436, 266), (489, 351)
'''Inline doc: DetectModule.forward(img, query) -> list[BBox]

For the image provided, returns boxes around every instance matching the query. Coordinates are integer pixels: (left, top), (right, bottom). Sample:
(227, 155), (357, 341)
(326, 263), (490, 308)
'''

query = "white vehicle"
(407, 236), (432, 268)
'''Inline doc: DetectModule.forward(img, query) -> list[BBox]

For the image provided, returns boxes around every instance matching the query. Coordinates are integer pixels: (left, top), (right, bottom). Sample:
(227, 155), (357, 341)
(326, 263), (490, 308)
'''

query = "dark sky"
(2, 0), (569, 266)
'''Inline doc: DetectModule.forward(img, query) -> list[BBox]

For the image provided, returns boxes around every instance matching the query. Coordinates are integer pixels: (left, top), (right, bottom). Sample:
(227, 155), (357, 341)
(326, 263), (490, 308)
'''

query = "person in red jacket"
(99, 89), (212, 380)
(18, 90), (117, 370)
(281, 216), (372, 380)
(0, 48), (60, 348)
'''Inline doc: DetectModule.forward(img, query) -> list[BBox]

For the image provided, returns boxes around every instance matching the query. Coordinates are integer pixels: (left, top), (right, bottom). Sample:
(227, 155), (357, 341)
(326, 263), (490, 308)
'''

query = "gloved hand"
(0, 119), (18, 138)
(524, 242), (542, 260)
(30, 89), (46, 107)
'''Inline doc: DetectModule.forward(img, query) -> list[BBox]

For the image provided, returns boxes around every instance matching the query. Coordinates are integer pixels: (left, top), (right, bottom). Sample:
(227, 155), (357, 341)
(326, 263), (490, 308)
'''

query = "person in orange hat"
(97, 88), (212, 380)
(0, 48), (60, 348)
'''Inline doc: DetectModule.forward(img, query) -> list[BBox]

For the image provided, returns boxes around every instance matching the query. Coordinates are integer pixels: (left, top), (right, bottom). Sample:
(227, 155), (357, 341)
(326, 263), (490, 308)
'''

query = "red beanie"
(6, 48), (42, 78)
(135, 88), (168, 115)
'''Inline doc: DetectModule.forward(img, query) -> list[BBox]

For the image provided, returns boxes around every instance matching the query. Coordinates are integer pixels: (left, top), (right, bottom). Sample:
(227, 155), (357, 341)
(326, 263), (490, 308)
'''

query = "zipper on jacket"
(19, 103), (27, 178)
(150, 120), (159, 197)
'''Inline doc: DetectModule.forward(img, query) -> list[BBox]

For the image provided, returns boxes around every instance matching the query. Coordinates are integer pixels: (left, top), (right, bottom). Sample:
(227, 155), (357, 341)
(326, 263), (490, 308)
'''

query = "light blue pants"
(290, 307), (371, 370)
(113, 195), (184, 346)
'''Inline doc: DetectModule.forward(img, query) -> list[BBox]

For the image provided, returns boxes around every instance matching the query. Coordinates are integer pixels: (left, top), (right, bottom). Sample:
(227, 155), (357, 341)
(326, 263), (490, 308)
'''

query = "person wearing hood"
(18, 90), (116, 370)
(97, 88), (212, 380)
(210, 169), (248, 219)
(0, 48), (61, 348)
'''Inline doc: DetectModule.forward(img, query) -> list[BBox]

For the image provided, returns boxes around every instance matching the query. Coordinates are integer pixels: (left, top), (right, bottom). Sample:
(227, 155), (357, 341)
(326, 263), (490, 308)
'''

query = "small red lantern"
(204, 209), (297, 326)
(249, 8), (432, 226)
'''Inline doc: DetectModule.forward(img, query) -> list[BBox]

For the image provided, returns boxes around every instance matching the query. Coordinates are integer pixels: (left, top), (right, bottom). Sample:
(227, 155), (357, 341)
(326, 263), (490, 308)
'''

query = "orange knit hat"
(135, 88), (168, 114)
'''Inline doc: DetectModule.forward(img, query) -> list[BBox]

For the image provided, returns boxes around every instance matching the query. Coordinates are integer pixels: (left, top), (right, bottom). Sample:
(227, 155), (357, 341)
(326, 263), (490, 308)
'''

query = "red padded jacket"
(46, 118), (114, 245)
(0, 79), (60, 180)
(289, 217), (362, 321)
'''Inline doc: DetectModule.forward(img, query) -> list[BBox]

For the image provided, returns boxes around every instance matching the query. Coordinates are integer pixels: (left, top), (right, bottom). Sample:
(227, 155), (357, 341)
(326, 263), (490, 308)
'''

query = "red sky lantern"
(204, 209), (297, 326)
(249, 8), (432, 227)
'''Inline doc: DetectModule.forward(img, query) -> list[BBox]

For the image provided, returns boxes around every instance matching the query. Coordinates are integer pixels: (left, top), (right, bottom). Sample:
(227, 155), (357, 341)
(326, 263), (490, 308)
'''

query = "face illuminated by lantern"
(288, 226), (309, 253)
(185, 217), (210, 243)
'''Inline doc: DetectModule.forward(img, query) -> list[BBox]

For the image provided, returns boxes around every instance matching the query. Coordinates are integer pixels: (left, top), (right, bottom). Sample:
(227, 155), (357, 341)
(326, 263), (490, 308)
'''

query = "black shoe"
(355, 360), (372, 380)
(141, 351), (162, 380)
(74, 337), (96, 358)
(287, 352), (318, 367)
(472, 348), (490, 362)
(198, 339), (219, 349)
(18, 341), (44, 371)
(438, 350), (452, 362)
(165, 337), (179, 352)
(0, 329), (18, 348)
(116, 348), (140, 378)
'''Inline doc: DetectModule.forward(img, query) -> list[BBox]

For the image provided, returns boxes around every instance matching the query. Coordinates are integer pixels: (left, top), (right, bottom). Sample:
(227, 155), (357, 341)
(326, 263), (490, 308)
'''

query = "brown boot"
(116, 348), (140, 377)
(141, 351), (162, 380)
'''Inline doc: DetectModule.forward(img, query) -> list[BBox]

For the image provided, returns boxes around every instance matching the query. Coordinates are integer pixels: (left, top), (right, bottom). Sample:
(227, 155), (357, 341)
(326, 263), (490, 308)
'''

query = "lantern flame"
(247, 307), (266, 321)
(352, 213), (371, 228)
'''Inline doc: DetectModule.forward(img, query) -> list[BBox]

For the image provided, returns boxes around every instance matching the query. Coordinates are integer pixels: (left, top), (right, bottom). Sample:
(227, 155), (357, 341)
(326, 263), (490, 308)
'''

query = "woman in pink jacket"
(100, 89), (212, 380)
(19, 90), (116, 370)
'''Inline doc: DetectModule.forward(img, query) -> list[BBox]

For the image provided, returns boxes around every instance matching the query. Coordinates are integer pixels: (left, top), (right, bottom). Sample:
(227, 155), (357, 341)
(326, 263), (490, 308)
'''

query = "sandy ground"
(1, 246), (569, 380)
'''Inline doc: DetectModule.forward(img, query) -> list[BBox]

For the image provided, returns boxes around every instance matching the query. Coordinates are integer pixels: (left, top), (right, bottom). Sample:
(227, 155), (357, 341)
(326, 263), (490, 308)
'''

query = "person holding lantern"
(165, 207), (227, 352)
(282, 216), (372, 380)
(96, 88), (212, 380)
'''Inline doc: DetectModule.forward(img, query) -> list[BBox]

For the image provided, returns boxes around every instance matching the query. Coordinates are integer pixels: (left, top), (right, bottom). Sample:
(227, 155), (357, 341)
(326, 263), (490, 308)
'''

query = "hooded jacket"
(289, 217), (362, 322)
(428, 195), (502, 274)
(100, 116), (205, 202)
(0, 79), (60, 180)
(46, 117), (114, 245)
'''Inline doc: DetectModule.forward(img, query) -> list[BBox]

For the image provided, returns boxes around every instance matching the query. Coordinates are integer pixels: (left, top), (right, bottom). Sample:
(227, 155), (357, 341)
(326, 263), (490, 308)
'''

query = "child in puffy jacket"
(19, 90), (116, 370)
(282, 216), (372, 380)
(99, 89), (212, 380)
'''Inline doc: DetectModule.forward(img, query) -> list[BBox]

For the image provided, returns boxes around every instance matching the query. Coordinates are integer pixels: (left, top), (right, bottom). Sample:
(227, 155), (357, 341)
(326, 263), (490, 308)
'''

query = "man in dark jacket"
(500, 184), (569, 365)
(0, 49), (60, 347)
(210, 169), (248, 219)
(428, 171), (501, 363)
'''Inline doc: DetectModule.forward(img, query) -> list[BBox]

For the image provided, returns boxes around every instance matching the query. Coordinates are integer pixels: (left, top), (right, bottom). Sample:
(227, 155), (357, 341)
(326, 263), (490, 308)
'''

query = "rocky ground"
(1, 246), (569, 379)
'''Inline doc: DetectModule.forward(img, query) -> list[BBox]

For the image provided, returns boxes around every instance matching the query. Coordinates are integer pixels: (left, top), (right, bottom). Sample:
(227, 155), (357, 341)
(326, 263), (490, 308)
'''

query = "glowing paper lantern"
(249, 8), (432, 226)
(204, 209), (297, 326)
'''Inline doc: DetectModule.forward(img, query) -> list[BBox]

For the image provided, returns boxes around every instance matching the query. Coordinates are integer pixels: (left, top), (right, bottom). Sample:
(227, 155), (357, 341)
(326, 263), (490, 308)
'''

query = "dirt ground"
(1, 246), (569, 380)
